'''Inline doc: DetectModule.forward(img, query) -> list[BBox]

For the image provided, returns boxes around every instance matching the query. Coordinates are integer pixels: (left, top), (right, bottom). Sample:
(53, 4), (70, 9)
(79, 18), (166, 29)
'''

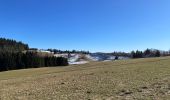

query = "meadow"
(0, 57), (170, 100)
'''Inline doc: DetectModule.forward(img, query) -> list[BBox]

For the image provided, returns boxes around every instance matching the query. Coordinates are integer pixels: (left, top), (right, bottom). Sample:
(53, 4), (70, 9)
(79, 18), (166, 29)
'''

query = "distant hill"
(0, 38), (68, 71)
(0, 38), (29, 52)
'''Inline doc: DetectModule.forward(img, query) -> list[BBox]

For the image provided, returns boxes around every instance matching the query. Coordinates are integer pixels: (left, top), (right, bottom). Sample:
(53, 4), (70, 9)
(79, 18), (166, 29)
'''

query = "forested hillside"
(0, 38), (68, 71)
(0, 38), (29, 52)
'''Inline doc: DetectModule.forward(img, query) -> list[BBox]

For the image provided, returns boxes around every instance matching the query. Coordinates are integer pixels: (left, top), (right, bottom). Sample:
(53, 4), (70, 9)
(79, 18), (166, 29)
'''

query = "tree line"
(131, 49), (164, 58)
(110, 52), (131, 57)
(0, 38), (68, 71)
(47, 49), (90, 54)
(0, 38), (29, 52)
(0, 52), (68, 71)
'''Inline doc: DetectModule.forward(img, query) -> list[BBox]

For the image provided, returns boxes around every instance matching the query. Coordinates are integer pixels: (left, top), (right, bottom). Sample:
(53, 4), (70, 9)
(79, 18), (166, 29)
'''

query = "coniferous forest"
(0, 38), (68, 71)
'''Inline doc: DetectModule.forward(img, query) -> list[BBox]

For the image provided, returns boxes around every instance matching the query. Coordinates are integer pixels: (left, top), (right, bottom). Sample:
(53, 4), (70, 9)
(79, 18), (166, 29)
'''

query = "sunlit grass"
(0, 56), (170, 100)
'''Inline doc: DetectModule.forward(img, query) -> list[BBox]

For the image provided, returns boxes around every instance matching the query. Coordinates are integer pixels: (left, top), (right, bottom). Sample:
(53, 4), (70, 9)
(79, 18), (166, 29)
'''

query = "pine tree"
(155, 50), (161, 57)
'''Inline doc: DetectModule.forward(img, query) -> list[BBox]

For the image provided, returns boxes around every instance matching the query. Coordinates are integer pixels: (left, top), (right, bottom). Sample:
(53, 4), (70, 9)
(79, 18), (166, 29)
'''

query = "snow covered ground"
(69, 61), (89, 65)
(54, 53), (130, 65)
(86, 53), (129, 61)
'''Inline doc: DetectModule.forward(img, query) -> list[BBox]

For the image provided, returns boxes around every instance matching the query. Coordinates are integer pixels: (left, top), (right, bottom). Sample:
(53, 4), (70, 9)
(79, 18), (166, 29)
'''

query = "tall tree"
(155, 50), (161, 57)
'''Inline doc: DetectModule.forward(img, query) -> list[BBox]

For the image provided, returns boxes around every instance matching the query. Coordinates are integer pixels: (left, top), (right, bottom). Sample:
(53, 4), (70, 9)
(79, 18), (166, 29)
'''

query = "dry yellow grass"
(0, 57), (170, 100)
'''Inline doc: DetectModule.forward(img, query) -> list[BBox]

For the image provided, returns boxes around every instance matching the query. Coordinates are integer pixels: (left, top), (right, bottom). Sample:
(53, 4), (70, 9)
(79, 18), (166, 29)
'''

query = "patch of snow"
(69, 61), (89, 65)
(103, 60), (112, 62)
(54, 53), (130, 65)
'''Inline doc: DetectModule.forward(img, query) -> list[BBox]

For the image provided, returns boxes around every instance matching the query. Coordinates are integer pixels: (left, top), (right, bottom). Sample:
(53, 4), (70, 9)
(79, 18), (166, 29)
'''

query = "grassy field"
(0, 57), (170, 100)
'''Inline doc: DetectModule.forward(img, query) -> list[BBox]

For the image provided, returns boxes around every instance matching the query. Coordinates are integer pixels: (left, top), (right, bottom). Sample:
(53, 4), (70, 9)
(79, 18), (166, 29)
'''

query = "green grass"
(0, 57), (170, 100)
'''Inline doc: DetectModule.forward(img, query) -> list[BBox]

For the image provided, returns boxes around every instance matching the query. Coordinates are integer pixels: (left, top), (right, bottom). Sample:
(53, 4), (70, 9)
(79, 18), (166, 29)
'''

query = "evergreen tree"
(155, 50), (161, 57)
(115, 56), (119, 60)
(144, 49), (151, 57)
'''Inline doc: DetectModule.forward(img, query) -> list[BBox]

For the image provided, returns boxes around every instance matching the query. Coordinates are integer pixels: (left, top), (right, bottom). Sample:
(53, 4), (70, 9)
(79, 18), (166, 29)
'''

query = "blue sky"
(0, 0), (170, 52)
